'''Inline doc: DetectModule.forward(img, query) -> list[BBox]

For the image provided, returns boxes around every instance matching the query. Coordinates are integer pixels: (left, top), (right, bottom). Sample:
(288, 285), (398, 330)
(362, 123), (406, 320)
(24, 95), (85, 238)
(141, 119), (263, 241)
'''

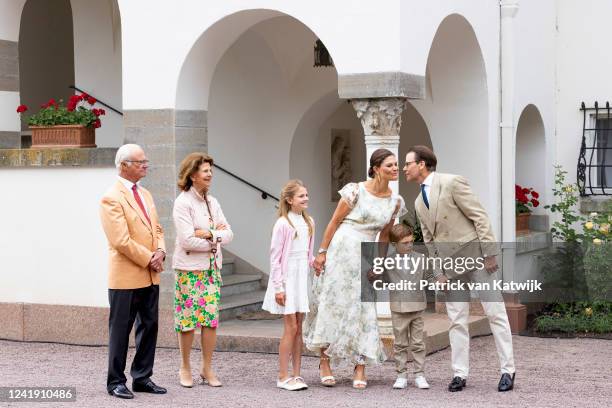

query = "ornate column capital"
(351, 98), (407, 136)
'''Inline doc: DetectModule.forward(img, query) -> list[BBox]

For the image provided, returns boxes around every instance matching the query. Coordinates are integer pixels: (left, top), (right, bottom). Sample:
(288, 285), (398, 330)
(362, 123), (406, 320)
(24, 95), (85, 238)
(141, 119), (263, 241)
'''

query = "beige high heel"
(179, 368), (193, 388)
(200, 371), (222, 387)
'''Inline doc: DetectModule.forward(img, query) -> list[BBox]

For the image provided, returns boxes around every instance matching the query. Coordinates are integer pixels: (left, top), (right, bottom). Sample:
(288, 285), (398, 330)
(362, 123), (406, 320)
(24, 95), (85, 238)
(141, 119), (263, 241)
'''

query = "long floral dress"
(303, 182), (406, 366)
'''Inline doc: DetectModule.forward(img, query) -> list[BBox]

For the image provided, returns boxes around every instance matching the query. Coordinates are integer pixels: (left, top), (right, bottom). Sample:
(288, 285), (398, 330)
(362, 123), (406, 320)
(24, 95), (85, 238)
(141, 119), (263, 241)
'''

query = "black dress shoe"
(132, 380), (167, 394)
(498, 373), (515, 392)
(448, 376), (467, 392)
(108, 384), (134, 399)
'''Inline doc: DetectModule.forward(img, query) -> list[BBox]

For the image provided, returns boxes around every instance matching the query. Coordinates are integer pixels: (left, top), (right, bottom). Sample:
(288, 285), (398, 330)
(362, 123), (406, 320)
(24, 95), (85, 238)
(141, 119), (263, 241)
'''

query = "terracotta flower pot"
(516, 213), (530, 235)
(30, 125), (96, 148)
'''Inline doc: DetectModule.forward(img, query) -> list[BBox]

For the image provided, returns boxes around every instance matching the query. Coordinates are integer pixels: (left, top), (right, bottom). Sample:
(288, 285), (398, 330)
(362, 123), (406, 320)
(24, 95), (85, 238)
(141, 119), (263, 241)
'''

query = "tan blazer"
(100, 181), (166, 289)
(415, 173), (498, 277)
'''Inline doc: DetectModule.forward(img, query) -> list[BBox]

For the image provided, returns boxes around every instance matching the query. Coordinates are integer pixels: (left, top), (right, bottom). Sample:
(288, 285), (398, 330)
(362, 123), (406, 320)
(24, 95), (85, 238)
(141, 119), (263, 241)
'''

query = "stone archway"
(411, 13), (491, 209)
(17, 0), (123, 147)
(172, 11), (338, 272)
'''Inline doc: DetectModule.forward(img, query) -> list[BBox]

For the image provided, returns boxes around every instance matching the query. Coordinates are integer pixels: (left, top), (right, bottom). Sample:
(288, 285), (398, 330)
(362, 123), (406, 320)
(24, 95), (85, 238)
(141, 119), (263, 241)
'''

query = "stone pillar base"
(503, 293), (527, 334)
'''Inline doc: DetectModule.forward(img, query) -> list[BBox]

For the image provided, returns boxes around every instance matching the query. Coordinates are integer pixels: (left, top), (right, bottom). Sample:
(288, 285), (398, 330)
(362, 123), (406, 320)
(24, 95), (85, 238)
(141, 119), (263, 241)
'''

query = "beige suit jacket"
(100, 181), (166, 289)
(414, 173), (498, 278)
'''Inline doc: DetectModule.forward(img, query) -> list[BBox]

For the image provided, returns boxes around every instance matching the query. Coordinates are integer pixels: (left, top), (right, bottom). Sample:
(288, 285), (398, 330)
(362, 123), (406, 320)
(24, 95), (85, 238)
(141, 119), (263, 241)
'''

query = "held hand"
(484, 256), (499, 274)
(313, 253), (326, 277)
(436, 274), (449, 292)
(275, 292), (286, 306)
(194, 229), (213, 239)
(149, 250), (165, 273)
(367, 268), (379, 283)
(215, 223), (227, 231)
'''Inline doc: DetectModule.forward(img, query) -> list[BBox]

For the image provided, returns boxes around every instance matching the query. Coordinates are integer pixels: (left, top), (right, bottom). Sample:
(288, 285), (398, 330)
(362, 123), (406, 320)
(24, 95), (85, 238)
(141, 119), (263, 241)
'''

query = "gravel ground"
(0, 335), (610, 408)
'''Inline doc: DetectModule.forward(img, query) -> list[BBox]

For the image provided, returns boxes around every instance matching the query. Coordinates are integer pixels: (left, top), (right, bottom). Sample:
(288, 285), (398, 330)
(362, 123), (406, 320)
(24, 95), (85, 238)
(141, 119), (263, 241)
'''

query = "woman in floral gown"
(303, 148), (406, 389)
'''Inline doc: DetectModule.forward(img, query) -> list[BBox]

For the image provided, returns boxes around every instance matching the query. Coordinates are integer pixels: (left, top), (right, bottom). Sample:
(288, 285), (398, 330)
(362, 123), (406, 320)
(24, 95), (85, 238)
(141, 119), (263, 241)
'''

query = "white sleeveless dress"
(262, 211), (311, 315)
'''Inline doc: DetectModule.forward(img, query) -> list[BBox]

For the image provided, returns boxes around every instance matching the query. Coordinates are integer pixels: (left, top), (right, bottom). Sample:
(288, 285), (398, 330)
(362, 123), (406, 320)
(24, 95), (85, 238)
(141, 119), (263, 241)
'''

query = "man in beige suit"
(100, 144), (167, 399)
(403, 145), (515, 392)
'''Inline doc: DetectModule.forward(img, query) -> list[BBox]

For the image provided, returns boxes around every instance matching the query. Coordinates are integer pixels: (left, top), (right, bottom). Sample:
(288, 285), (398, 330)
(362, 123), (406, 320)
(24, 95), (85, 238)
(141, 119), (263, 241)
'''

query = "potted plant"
(515, 184), (540, 234)
(16, 93), (105, 148)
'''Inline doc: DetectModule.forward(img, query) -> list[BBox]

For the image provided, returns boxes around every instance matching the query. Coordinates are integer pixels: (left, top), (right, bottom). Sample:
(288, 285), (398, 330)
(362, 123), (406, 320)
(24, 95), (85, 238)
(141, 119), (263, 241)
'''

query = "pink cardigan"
(269, 216), (315, 293)
(172, 187), (233, 271)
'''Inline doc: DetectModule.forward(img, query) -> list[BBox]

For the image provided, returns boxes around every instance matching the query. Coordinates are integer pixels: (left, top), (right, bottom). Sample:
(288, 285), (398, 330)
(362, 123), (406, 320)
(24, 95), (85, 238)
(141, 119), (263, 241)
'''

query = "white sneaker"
(393, 377), (408, 389)
(415, 375), (430, 389)
(276, 377), (305, 391)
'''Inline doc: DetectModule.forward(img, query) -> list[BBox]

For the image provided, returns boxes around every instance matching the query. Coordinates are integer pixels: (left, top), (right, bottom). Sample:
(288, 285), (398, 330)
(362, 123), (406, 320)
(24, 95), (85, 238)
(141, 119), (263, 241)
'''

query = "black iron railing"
(69, 85), (123, 116)
(577, 101), (612, 196)
(69, 85), (278, 202)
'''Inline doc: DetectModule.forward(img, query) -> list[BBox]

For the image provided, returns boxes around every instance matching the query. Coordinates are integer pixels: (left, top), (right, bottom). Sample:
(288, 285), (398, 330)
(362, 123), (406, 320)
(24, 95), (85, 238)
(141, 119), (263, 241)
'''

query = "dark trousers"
(107, 284), (159, 391)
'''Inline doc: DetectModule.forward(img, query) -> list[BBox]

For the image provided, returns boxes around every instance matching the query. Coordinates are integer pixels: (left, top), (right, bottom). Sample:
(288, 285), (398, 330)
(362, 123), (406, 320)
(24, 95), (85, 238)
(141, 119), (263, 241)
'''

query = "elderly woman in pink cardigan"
(172, 153), (233, 388)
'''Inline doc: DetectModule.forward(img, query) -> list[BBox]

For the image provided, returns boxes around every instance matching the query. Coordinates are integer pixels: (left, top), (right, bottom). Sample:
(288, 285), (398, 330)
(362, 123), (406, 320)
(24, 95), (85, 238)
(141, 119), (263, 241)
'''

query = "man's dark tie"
(421, 184), (429, 209)
(132, 184), (151, 225)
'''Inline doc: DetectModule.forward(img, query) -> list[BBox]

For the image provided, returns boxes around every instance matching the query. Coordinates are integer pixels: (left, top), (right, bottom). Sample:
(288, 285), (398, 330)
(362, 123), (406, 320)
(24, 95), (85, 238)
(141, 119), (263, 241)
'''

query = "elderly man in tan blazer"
(403, 145), (515, 393)
(100, 144), (167, 399)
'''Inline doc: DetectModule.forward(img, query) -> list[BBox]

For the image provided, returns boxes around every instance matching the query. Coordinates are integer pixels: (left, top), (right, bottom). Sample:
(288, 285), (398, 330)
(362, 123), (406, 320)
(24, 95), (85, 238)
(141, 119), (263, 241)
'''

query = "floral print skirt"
(174, 268), (221, 332)
(303, 224), (386, 366)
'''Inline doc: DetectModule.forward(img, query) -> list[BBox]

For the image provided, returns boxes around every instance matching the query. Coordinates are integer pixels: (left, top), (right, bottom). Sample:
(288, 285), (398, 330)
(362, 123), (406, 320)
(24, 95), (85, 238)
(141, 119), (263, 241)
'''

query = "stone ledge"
(338, 71), (426, 99)
(579, 196), (612, 213)
(516, 231), (552, 255)
(0, 147), (118, 168)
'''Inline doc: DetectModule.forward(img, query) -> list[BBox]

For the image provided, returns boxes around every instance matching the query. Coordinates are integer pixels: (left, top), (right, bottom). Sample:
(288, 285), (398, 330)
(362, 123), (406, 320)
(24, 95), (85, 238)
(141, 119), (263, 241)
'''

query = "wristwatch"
(317, 248), (328, 254)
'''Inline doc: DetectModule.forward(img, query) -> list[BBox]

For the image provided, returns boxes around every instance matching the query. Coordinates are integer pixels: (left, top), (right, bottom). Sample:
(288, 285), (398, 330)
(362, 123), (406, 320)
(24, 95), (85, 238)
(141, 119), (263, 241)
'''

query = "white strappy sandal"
(319, 357), (336, 387)
(277, 377), (306, 391)
(353, 366), (367, 389)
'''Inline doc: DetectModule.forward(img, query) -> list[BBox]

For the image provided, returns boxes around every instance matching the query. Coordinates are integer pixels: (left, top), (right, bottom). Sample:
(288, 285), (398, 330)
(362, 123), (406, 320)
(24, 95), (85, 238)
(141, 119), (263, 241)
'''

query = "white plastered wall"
(0, 168), (116, 307)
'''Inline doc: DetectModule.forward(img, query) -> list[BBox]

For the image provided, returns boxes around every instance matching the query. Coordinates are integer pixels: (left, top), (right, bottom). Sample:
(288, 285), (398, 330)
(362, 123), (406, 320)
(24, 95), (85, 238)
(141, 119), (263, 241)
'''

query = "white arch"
(175, 8), (337, 111)
(410, 13), (492, 214)
(515, 104), (546, 214)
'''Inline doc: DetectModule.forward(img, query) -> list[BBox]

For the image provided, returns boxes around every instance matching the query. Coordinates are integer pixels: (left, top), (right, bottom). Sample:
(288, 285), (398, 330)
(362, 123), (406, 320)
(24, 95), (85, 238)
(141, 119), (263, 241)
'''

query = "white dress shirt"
(421, 172), (435, 201)
(117, 175), (149, 216)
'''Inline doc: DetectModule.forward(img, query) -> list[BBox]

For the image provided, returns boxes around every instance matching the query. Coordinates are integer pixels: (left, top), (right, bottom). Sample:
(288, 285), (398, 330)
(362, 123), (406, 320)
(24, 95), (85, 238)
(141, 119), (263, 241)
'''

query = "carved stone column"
(351, 97), (407, 336)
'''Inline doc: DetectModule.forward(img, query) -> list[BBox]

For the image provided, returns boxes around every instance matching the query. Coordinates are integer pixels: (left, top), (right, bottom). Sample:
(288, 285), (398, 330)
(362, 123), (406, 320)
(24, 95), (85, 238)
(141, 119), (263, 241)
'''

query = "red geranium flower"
(522, 188), (530, 194)
(16, 104), (28, 113)
(93, 119), (101, 128)
(531, 191), (539, 199)
(531, 199), (539, 207)
(87, 96), (97, 105)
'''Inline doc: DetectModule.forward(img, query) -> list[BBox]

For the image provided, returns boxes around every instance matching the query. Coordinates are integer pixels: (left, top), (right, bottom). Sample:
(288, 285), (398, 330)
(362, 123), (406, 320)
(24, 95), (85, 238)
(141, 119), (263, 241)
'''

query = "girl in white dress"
(262, 180), (315, 391)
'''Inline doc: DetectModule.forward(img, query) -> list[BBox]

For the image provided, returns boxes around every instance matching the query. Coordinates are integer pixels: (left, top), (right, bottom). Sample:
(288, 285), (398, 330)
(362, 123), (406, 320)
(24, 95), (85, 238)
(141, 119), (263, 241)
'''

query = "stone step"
(220, 274), (262, 297)
(219, 290), (266, 321)
(221, 256), (235, 276)
(212, 312), (492, 356)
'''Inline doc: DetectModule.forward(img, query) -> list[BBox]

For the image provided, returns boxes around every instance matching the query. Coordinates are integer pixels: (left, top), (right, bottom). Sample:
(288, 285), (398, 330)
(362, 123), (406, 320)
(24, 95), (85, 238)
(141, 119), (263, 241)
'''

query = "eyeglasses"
(125, 160), (150, 166)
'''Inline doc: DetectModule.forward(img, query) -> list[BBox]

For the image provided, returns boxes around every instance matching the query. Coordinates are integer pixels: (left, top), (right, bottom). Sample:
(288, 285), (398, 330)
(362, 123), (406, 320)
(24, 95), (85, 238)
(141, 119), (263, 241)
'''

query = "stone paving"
(0, 336), (610, 408)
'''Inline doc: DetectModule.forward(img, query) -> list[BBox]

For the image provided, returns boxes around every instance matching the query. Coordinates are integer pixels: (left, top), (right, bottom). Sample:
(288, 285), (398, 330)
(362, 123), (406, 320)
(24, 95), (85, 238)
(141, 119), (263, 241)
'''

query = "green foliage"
(27, 105), (97, 127)
(535, 166), (611, 334)
(544, 166), (584, 242)
(401, 210), (423, 243)
(534, 310), (611, 334)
